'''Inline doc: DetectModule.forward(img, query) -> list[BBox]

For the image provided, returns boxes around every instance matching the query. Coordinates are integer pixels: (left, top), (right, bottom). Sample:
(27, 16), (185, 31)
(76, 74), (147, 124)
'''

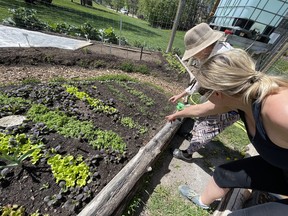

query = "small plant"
(21, 78), (41, 85)
(43, 55), (53, 63)
(30, 209), (49, 216)
(122, 197), (142, 216)
(119, 83), (155, 106)
(93, 60), (106, 68)
(132, 40), (146, 48)
(79, 22), (101, 40)
(138, 126), (148, 135)
(163, 52), (186, 74)
(49, 76), (67, 83)
(0, 94), (31, 117)
(93, 74), (137, 82)
(120, 117), (136, 129)
(119, 61), (135, 72)
(27, 104), (127, 154)
(0, 146), (42, 169)
(171, 47), (182, 56)
(100, 27), (118, 44)
(0, 204), (25, 216)
(135, 64), (149, 74)
(39, 182), (50, 191)
(48, 22), (71, 34)
(120, 117), (147, 134)
(90, 130), (127, 154)
(64, 85), (118, 115)
(43, 193), (63, 207)
(62, 185), (93, 212)
(47, 154), (90, 188)
(0, 133), (44, 169)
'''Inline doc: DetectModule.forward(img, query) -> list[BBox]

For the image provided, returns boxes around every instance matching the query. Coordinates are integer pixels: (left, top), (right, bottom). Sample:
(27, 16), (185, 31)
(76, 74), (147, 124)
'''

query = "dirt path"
(0, 65), (184, 96)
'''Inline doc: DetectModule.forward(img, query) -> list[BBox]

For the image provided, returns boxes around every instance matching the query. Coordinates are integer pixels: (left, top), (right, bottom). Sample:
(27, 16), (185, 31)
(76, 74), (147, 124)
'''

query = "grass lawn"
(0, 0), (186, 53)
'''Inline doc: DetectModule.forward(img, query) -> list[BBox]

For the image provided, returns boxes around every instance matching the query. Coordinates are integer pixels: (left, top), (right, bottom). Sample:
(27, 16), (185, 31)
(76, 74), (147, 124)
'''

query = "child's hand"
(168, 95), (179, 103)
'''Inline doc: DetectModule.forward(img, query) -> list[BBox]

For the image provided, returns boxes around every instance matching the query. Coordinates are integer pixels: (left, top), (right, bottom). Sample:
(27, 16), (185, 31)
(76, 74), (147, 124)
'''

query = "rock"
(0, 115), (26, 128)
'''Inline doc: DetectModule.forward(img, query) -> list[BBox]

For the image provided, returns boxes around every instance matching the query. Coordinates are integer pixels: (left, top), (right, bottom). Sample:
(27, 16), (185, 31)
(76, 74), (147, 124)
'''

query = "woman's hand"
(165, 113), (178, 122)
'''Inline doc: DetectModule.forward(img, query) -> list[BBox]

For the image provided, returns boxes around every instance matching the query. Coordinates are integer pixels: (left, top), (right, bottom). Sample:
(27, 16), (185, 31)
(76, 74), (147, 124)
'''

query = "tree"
(137, 0), (156, 20)
(179, 0), (200, 30)
(111, 0), (125, 11)
(138, 0), (177, 29)
(102, 0), (113, 7)
(126, 0), (139, 15)
(137, 0), (212, 30)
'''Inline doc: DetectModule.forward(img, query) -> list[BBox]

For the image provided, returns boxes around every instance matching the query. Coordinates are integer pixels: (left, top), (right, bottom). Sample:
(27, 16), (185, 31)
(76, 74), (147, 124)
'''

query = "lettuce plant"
(65, 85), (118, 115)
(0, 133), (44, 169)
(27, 104), (126, 154)
(47, 154), (90, 188)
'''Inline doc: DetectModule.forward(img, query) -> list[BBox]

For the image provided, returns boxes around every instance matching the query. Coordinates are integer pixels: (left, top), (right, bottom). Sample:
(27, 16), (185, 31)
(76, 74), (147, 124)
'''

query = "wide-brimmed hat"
(182, 23), (224, 61)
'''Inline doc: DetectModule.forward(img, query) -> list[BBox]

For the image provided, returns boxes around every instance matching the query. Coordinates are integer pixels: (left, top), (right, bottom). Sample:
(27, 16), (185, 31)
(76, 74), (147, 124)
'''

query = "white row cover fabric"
(0, 25), (92, 50)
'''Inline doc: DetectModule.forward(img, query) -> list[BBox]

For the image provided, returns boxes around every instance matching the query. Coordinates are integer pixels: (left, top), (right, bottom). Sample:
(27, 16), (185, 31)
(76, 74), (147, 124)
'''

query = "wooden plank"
(99, 42), (153, 55)
(78, 120), (182, 216)
(213, 189), (251, 216)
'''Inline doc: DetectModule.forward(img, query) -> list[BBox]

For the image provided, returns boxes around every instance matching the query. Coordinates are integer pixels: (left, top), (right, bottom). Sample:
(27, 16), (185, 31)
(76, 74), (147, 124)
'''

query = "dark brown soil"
(0, 46), (189, 216)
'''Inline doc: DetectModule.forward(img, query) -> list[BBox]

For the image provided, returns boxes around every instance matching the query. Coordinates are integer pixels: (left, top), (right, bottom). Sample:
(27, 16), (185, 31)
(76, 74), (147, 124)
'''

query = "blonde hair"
(197, 49), (288, 104)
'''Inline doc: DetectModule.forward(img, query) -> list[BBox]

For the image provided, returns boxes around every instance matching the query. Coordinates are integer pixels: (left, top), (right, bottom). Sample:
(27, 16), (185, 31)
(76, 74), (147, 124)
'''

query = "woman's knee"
(213, 163), (247, 188)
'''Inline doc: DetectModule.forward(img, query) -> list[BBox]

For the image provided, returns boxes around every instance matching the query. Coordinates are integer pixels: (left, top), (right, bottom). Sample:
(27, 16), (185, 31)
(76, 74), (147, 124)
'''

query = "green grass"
(214, 122), (249, 153)
(145, 185), (211, 216)
(268, 57), (288, 75)
(0, 0), (186, 52)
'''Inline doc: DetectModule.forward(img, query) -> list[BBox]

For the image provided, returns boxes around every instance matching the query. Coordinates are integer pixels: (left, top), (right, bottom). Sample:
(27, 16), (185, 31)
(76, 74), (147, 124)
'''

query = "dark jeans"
(213, 156), (288, 216)
(228, 199), (288, 216)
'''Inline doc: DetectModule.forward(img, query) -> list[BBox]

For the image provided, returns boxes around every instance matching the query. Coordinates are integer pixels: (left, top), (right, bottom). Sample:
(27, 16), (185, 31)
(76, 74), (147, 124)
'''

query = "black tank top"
(238, 102), (288, 171)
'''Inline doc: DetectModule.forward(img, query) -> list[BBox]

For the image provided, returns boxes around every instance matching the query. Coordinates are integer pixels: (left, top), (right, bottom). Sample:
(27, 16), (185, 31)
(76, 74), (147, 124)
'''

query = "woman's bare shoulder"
(262, 88), (288, 126)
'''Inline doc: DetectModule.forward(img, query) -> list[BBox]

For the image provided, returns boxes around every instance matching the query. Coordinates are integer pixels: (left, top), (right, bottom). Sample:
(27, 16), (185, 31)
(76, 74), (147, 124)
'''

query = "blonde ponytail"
(197, 49), (288, 104)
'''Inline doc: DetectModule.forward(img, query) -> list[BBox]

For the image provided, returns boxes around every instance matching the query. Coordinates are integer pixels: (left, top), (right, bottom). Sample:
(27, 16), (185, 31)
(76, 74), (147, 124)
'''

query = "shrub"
(100, 27), (118, 44)
(119, 61), (135, 72)
(5, 7), (47, 30)
(79, 22), (101, 41)
(135, 64), (149, 74)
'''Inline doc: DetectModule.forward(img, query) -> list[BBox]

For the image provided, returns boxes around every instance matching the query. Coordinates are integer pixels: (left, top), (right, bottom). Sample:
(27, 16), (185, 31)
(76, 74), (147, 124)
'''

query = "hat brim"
(182, 31), (224, 61)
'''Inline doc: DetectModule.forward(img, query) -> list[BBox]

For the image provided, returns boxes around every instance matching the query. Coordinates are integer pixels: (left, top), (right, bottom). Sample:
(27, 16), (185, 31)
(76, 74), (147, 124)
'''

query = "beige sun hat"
(182, 23), (224, 61)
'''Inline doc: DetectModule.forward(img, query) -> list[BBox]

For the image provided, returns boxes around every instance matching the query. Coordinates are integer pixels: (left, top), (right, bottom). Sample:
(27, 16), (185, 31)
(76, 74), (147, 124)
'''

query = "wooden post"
(166, 0), (185, 53)
(119, 17), (122, 46)
(140, 47), (143, 61)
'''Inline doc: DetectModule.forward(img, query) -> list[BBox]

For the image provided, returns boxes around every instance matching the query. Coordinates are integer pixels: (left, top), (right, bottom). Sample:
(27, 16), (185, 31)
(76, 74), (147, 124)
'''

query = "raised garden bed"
(0, 47), (188, 216)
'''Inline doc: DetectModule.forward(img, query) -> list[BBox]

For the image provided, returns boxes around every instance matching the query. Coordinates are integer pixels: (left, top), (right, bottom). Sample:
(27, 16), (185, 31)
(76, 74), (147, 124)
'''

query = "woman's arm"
(165, 101), (231, 122)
